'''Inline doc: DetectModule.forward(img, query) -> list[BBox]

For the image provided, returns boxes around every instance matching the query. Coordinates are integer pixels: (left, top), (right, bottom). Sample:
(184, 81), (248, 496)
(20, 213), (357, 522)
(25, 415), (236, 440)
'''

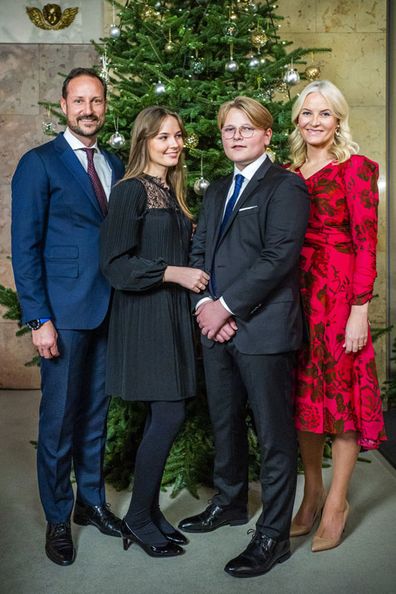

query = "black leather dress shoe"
(121, 520), (185, 557)
(73, 501), (122, 537)
(46, 522), (76, 566)
(224, 533), (291, 578)
(178, 503), (248, 533)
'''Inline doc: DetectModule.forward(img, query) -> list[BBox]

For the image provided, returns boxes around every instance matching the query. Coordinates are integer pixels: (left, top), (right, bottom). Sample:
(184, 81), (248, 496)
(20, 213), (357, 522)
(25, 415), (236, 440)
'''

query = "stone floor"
(1, 389), (395, 594)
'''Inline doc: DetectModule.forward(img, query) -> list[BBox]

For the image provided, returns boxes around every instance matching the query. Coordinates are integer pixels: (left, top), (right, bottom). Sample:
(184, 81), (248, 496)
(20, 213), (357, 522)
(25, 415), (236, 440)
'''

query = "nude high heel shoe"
(290, 492), (326, 537)
(311, 501), (350, 553)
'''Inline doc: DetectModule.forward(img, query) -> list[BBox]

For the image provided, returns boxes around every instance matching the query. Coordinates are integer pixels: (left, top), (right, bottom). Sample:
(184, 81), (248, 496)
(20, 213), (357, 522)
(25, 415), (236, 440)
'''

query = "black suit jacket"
(190, 157), (310, 354)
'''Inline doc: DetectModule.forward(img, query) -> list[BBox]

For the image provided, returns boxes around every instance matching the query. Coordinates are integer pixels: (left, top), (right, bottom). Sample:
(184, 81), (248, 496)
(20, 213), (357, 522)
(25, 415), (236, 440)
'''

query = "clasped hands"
(196, 300), (238, 343)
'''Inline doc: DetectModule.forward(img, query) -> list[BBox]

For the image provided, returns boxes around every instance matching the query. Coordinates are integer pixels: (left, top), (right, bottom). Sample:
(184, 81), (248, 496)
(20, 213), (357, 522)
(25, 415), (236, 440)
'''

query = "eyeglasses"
(221, 125), (256, 139)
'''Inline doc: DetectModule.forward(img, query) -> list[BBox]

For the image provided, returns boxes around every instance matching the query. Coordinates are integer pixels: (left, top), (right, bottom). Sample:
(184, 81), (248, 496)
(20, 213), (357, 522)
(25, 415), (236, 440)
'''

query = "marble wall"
(0, 0), (388, 387)
(0, 44), (98, 387)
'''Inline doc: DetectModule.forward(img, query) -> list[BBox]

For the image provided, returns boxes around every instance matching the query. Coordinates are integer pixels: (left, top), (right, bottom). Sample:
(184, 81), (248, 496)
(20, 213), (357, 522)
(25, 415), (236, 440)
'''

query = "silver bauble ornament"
(225, 59), (239, 73)
(109, 24), (121, 38)
(248, 56), (260, 69)
(304, 64), (321, 81)
(193, 177), (210, 195)
(154, 81), (166, 94)
(283, 68), (300, 85)
(109, 132), (126, 149)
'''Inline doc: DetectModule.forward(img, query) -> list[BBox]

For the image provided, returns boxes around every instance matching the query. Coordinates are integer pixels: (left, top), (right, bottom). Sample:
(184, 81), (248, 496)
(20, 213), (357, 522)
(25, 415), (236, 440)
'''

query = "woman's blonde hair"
(289, 80), (359, 170)
(217, 95), (273, 130)
(123, 106), (191, 218)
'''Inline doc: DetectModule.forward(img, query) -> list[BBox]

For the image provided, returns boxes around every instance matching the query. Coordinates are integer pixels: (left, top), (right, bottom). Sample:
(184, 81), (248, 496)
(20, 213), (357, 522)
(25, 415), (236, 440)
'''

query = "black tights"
(124, 400), (185, 545)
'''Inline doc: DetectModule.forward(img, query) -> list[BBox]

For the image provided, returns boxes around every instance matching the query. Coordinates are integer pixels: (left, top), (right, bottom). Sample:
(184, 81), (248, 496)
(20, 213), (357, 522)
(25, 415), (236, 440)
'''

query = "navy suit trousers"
(37, 320), (109, 523)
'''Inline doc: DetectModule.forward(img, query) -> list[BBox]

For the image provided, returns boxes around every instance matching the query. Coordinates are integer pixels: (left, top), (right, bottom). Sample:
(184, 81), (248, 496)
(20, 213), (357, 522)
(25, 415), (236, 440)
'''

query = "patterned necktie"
(218, 173), (245, 237)
(83, 148), (108, 216)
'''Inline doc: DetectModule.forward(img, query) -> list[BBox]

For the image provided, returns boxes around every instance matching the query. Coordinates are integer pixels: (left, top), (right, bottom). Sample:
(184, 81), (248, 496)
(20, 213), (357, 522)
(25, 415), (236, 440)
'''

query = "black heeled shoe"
(161, 527), (189, 546)
(121, 520), (185, 557)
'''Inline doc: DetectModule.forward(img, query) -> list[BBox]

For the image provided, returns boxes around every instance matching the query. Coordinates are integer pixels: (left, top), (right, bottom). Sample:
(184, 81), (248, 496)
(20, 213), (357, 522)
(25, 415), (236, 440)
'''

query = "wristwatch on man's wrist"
(26, 319), (49, 331)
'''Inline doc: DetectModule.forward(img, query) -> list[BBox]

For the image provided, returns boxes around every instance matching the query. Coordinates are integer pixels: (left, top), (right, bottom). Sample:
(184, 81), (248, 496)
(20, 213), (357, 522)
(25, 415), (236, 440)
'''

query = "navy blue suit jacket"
(11, 133), (124, 329)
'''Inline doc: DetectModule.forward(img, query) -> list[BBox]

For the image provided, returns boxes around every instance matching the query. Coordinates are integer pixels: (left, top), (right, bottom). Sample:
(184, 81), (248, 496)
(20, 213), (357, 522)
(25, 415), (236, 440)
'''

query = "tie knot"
(234, 173), (244, 189)
(83, 147), (96, 162)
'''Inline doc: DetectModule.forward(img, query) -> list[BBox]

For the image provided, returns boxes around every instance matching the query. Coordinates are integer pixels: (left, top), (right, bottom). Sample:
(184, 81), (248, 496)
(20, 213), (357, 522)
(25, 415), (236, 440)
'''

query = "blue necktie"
(218, 173), (245, 237)
(210, 173), (245, 297)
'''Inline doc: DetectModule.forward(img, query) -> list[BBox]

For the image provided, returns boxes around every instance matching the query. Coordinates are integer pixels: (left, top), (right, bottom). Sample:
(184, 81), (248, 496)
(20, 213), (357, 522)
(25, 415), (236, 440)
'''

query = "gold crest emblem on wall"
(26, 4), (79, 30)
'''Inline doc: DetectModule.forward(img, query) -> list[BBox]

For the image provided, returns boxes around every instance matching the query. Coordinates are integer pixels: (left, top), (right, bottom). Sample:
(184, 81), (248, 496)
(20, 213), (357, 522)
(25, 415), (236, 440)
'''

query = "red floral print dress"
(295, 155), (386, 449)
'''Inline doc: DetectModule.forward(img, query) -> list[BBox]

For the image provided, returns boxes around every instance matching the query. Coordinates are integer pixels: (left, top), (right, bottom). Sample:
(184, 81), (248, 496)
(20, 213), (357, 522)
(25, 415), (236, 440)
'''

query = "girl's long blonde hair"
(289, 80), (359, 170)
(123, 106), (191, 218)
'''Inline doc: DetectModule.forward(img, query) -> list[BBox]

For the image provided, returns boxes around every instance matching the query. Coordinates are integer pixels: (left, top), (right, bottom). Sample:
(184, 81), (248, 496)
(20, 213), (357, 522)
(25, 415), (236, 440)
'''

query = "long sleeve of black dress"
(100, 178), (167, 292)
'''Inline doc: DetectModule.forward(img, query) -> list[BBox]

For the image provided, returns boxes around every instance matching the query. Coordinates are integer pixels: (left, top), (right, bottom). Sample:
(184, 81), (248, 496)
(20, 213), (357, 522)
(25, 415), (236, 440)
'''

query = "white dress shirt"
(222, 152), (267, 215)
(63, 127), (113, 199)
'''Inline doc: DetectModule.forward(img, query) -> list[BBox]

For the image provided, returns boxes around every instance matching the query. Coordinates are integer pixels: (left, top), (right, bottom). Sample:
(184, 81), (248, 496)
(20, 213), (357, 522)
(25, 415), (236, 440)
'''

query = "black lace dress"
(100, 175), (196, 401)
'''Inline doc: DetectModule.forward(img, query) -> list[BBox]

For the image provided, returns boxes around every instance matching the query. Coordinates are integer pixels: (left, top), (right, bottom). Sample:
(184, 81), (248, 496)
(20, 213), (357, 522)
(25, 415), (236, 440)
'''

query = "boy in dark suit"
(179, 96), (310, 577)
(11, 68), (124, 566)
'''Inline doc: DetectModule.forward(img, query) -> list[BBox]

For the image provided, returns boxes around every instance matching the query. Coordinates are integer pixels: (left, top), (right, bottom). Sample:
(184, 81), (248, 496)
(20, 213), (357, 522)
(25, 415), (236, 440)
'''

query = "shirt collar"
(63, 127), (100, 153)
(233, 152), (267, 181)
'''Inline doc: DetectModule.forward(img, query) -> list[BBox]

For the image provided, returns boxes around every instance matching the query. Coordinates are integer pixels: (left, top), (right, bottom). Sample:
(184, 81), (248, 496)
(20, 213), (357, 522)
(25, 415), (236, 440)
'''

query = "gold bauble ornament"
(184, 132), (199, 150)
(141, 5), (160, 20)
(164, 41), (175, 53)
(224, 22), (237, 36)
(277, 81), (289, 95)
(304, 64), (321, 80)
(251, 27), (267, 49)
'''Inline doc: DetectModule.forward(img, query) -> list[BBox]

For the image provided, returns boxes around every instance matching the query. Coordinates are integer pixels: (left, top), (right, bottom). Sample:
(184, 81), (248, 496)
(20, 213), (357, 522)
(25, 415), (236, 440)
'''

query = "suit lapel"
(54, 133), (103, 217)
(216, 158), (273, 244)
(208, 175), (233, 262)
(101, 149), (118, 186)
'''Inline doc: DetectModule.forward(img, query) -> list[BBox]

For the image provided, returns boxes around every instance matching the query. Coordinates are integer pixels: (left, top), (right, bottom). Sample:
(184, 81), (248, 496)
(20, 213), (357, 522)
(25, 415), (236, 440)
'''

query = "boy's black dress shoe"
(121, 520), (185, 557)
(73, 501), (122, 537)
(178, 503), (248, 533)
(46, 522), (76, 566)
(224, 533), (291, 578)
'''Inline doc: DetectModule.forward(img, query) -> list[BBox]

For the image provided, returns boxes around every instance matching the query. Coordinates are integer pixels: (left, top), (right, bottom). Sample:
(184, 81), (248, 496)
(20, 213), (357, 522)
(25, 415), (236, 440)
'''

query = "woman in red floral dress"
(288, 80), (386, 552)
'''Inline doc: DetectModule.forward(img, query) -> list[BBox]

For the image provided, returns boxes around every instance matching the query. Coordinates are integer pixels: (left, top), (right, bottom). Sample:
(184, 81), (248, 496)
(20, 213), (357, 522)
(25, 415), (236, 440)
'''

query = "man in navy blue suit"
(11, 68), (124, 566)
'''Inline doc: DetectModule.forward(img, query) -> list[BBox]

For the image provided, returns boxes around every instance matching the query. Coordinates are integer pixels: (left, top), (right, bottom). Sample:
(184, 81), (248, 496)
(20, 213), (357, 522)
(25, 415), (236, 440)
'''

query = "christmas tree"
(10, 0), (324, 495)
(94, 0), (330, 497)
(97, 0), (328, 213)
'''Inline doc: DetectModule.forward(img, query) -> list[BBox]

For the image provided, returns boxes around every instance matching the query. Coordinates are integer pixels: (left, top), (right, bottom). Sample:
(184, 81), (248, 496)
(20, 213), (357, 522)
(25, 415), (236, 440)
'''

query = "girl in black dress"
(100, 107), (209, 557)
